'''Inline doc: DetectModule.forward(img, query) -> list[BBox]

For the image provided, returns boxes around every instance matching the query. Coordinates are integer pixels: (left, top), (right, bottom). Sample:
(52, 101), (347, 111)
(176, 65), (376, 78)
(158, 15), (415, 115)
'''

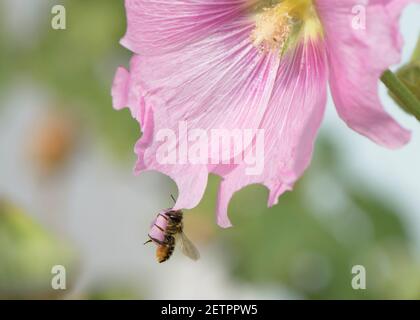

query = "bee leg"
(145, 236), (166, 246)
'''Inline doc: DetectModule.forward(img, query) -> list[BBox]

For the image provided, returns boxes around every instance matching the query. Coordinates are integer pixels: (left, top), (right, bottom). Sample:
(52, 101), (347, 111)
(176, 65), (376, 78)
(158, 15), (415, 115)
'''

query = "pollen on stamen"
(250, 6), (293, 53)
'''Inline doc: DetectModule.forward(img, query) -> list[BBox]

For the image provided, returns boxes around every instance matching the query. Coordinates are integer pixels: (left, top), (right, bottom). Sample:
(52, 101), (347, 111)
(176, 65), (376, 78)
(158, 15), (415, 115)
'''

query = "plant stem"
(381, 69), (420, 120)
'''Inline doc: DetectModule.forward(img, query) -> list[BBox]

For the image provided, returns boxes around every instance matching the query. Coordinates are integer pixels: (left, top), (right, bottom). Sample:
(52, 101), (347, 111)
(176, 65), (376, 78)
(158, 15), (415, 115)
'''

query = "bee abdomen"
(156, 234), (176, 263)
(157, 244), (175, 263)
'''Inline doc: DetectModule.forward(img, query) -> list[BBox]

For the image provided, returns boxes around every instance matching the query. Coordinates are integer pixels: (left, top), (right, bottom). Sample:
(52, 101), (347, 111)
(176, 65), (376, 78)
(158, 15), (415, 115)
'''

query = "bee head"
(166, 209), (183, 221)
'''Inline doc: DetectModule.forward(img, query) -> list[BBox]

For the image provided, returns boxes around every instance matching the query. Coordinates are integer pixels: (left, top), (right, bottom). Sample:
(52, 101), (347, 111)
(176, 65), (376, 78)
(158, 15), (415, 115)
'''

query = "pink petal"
(148, 210), (169, 243)
(111, 67), (129, 111)
(216, 40), (328, 227)
(121, 0), (249, 55)
(111, 56), (146, 123)
(116, 8), (328, 226)
(125, 17), (284, 212)
(111, 59), (207, 211)
(315, 0), (413, 148)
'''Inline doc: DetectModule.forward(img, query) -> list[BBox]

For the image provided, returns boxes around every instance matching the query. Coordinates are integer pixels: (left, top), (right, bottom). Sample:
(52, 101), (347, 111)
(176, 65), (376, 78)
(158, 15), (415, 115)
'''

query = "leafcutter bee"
(144, 198), (200, 263)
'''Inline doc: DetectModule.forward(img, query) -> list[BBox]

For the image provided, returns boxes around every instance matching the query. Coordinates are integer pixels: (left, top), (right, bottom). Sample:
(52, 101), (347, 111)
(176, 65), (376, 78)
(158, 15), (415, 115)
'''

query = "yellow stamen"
(250, 0), (323, 54)
(251, 8), (293, 52)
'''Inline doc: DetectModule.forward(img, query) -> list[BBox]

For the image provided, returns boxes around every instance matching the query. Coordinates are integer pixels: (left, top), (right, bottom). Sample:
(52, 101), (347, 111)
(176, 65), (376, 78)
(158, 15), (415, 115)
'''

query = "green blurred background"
(0, 0), (420, 299)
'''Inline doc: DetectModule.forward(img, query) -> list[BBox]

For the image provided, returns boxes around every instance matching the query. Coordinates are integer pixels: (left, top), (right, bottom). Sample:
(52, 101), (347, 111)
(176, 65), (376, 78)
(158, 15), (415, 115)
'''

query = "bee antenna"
(144, 240), (152, 245)
(170, 194), (176, 203)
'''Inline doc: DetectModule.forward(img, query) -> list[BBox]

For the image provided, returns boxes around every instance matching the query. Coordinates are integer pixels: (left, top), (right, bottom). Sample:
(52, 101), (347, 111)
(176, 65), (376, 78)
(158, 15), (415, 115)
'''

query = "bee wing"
(176, 232), (200, 261)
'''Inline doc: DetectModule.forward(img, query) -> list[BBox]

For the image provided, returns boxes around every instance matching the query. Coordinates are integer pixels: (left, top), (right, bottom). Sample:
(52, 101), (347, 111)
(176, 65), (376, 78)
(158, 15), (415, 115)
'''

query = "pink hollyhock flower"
(112, 0), (418, 228)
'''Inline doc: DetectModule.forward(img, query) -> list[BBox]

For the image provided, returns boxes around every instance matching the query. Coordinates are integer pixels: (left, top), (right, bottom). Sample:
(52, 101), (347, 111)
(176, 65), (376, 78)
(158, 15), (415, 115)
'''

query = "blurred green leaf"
(0, 199), (78, 299)
(1, 0), (138, 160)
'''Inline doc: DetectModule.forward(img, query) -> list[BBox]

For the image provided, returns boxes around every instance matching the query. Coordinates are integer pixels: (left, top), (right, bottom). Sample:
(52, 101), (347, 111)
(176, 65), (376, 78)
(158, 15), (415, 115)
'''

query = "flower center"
(250, 0), (323, 54)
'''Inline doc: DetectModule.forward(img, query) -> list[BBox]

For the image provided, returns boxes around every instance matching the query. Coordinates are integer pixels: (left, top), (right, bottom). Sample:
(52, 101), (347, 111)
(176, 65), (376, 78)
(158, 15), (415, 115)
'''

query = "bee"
(144, 197), (200, 263)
